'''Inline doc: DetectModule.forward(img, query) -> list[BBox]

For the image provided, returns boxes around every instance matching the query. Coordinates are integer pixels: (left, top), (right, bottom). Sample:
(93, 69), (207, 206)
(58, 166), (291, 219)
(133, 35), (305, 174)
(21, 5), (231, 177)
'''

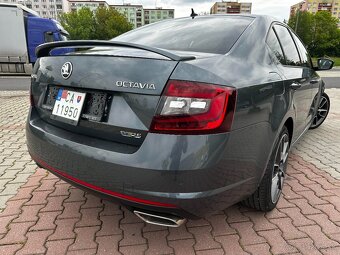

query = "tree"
(59, 7), (133, 40)
(288, 11), (314, 48)
(288, 11), (340, 57)
(59, 8), (96, 40)
(311, 11), (340, 57)
(93, 7), (134, 40)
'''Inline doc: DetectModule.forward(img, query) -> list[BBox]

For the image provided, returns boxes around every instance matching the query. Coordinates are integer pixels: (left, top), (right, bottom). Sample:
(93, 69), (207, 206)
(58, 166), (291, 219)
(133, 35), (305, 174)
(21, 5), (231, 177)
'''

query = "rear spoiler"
(35, 40), (196, 61)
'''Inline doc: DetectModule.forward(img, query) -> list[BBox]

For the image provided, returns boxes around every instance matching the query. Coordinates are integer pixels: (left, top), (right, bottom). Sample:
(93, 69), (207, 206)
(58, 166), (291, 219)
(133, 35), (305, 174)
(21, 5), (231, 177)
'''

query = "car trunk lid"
(32, 53), (178, 147)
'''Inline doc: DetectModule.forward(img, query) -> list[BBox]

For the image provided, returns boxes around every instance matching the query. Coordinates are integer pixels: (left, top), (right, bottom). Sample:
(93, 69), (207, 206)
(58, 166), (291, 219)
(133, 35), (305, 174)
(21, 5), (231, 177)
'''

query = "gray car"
(26, 15), (333, 227)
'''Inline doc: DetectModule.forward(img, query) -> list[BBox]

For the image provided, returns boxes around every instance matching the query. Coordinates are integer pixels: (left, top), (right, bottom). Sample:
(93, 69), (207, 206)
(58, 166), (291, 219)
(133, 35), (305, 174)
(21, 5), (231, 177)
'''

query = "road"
(0, 70), (339, 91)
(0, 76), (30, 90)
(323, 77), (340, 88)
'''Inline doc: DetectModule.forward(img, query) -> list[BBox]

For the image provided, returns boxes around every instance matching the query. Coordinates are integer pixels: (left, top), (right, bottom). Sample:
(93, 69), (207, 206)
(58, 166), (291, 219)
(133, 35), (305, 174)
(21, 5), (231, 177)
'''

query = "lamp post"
(295, 9), (300, 32)
(295, 1), (305, 32)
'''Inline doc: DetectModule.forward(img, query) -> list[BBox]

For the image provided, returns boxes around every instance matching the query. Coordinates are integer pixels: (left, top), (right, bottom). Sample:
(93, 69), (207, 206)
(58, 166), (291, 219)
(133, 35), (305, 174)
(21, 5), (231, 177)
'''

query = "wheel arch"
(256, 116), (294, 187)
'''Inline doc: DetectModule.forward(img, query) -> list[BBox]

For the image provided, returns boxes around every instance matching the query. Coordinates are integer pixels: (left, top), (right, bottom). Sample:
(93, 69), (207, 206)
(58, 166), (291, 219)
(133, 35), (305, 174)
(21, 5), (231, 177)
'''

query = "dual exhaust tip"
(134, 210), (186, 227)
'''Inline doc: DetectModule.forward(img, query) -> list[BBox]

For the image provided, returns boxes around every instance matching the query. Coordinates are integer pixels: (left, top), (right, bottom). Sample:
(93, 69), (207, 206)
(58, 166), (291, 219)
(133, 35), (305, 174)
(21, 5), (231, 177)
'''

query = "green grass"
(332, 57), (340, 66)
(312, 57), (340, 66)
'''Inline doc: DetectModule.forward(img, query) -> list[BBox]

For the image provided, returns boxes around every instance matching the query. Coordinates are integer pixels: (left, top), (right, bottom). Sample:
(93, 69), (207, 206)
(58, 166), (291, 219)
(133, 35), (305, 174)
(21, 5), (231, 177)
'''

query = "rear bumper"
(26, 107), (271, 218)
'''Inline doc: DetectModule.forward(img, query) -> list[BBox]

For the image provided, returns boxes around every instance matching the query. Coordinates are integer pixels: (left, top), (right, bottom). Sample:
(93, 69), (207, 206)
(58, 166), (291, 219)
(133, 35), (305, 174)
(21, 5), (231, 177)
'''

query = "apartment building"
(6, 0), (174, 26)
(111, 4), (174, 28)
(3, 0), (68, 19)
(210, 1), (252, 14)
(290, 0), (340, 20)
(111, 4), (144, 28)
(144, 8), (174, 25)
(66, 0), (108, 12)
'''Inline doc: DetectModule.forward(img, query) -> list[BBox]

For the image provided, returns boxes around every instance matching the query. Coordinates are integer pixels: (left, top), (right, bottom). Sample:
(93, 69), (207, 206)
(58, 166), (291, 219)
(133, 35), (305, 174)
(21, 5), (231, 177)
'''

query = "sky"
(108, 0), (301, 22)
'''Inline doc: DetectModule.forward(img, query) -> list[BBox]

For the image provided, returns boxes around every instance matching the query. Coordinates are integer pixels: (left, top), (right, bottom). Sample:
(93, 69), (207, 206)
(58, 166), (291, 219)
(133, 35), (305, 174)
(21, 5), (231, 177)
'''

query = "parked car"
(26, 15), (333, 227)
(0, 3), (71, 75)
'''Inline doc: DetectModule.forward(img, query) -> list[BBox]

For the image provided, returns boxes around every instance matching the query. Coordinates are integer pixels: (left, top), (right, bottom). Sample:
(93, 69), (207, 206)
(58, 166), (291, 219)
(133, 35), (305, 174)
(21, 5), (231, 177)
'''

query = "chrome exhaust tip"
(134, 210), (186, 227)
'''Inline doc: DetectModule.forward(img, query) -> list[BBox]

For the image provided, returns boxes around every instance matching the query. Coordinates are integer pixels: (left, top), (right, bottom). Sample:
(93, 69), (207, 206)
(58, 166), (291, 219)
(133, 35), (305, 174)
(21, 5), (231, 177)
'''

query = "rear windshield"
(114, 16), (254, 54)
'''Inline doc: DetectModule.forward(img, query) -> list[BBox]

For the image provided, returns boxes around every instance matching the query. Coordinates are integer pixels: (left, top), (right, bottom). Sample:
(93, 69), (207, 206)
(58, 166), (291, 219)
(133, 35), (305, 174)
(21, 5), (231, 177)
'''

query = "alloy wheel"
(271, 134), (289, 203)
(311, 95), (329, 128)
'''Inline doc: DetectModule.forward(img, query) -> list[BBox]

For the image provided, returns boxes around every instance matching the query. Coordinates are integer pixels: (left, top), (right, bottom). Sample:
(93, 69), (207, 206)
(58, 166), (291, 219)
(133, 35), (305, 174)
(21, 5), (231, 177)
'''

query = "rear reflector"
(29, 95), (35, 107)
(31, 155), (177, 208)
(150, 80), (236, 134)
(29, 82), (35, 106)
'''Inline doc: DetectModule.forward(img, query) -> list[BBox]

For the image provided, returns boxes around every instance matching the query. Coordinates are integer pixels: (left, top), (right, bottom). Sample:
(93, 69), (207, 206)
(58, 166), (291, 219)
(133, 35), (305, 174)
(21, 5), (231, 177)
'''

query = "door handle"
(310, 79), (319, 84)
(290, 82), (302, 90)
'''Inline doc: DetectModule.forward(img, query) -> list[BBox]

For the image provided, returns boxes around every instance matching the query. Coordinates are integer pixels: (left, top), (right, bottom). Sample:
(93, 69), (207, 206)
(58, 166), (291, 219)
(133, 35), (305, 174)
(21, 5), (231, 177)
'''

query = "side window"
(273, 25), (301, 66)
(290, 32), (312, 68)
(266, 28), (285, 65)
(44, 32), (54, 43)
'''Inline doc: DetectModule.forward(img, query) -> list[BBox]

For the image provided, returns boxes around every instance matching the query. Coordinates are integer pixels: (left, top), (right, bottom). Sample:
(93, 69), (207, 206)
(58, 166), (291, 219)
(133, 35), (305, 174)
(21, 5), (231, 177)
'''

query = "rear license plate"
(51, 89), (86, 124)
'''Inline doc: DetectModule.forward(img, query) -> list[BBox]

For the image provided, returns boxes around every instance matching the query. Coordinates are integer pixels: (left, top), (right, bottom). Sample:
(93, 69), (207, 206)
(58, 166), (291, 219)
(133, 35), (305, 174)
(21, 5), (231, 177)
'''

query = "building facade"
(111, 4), (174, 28)
(210, 1), (252, 14)
(290, 0), (340, 25)
(144, 8), (174, 25)
(111, 4), (144, 28)
(3, 0), (68, 19)
(66, 0), (108, 13)
(5, 0), (175, 26)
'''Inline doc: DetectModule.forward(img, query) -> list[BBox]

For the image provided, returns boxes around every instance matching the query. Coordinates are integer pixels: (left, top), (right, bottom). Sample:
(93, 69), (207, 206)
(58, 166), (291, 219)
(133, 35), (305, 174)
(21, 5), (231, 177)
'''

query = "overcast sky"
(108, 0), (300, 22)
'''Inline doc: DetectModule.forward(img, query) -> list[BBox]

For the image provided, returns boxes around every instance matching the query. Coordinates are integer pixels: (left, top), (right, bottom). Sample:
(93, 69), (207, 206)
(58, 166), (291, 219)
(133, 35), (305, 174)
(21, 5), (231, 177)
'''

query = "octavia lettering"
(116, 81), (156, 90)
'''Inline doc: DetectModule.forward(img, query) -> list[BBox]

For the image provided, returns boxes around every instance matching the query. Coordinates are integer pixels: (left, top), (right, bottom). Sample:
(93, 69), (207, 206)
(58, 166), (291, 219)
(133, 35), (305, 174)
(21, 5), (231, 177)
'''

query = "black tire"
(310, 93), (330, 129)
(242, 126), (290, 211)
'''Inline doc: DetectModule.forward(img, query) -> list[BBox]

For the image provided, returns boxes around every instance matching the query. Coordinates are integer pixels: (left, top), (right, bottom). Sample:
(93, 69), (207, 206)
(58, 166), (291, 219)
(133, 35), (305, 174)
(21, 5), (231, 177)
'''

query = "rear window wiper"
(36, 40), (196, 62)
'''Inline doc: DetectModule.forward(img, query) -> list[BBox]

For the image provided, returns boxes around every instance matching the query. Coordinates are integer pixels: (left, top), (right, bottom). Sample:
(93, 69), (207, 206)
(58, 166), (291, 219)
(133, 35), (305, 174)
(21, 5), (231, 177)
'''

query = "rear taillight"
(150, 80), (237, 134)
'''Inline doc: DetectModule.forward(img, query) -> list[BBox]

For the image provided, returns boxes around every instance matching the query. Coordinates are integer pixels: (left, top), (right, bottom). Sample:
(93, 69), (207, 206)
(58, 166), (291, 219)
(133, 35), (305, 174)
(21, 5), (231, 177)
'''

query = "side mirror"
(317, 58), (334, 70)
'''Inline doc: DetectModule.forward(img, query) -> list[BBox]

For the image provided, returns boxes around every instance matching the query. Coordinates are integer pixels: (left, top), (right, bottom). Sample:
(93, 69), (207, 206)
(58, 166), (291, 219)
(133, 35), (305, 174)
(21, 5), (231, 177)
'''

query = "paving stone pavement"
(1, 89), (340, 255)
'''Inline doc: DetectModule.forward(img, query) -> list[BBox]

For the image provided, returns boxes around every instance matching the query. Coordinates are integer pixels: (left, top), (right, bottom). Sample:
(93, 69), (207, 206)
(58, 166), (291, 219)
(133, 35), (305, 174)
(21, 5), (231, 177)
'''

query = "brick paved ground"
(1, 89), (340, 255)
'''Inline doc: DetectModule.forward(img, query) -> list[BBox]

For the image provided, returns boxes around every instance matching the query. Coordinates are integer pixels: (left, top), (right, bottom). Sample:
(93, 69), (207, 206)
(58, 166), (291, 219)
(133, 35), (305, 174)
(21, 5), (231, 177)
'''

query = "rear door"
(273, 24), (312, 142)
(290, 31), (320, 124)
